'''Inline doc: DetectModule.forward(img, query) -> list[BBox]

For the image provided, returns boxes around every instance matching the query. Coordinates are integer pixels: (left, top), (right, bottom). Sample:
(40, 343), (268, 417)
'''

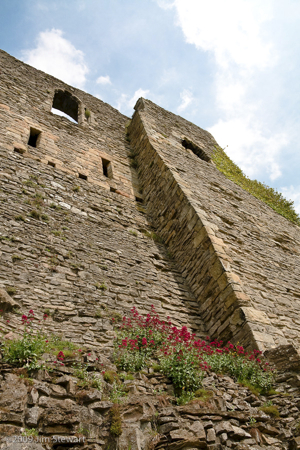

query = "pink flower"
(29, 309), (34, 315)
(21, 314), (28, 323)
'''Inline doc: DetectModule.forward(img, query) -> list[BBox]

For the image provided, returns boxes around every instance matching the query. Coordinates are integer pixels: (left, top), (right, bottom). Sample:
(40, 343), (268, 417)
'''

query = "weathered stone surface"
(0, 47), (300, 450)
(0, 288), (19, 312)
(25, 406), (40, 426)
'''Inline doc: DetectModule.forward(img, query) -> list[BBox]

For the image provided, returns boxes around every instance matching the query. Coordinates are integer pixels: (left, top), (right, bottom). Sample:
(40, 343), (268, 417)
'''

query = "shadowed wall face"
(128, 98), (300, 352)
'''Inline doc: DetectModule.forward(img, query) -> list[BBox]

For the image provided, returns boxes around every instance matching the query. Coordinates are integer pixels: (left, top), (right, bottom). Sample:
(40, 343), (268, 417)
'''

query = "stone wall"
(128, 98), (300, 351)
(1, 48), (300, 354)
(0, 50), (205, 350)
(0, 49), (137, 199)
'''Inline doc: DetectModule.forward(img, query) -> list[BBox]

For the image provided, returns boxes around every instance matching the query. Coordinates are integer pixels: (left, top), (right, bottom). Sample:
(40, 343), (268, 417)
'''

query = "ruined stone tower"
(1, 48), (300, 356)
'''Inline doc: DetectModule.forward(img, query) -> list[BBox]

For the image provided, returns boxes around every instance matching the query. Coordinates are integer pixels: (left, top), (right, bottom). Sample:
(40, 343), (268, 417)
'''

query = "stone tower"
(1, 48), (300, 356)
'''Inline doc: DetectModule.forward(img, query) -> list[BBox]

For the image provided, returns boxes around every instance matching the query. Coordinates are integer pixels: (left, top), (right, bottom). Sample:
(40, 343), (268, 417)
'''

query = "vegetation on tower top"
(212, 146), (300, 226)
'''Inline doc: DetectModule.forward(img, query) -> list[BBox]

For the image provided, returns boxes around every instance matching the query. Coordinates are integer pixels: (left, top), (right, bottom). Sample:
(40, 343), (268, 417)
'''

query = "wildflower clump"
(1, 310), (48, 369)
(113, 306), (274, 395)
(1, 310), (82, 369)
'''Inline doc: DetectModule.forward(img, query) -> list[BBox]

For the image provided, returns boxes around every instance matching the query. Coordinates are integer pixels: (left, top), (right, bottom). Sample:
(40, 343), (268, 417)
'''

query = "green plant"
(73, 186), (80, 192)
(151, 364), (162, 373)
(109, 381), (127, 403)
(15, 215), (25, 222)
(114, 306), (274, 395)
(160, 345), (204, 392)
(52, 230), (62, 237)
(29, 210), (41, 220)
(41, 214), (49, 221)
(85, 109), (91, 119)
(95, 309), (102, 318)
(77, 425), (89, 436)
(6, 286), (16, 296)
(22, 428), (39, 437)
(143, 231), (164, 243)
(248, 416), (257, 426)
(212, 145), (300, 226)
(109, 311), (122, 322)
(73, 362), (102, 391)
(119, 373), (134, 381)
(1, 313), (48, 369)
(12, 254), (23, 262)
(259, 405), (280, 417)
(194, 388), (214, 402)
(110, 403), (122, 436)
(103, 370), (119, 384)
(95, 282), (107, 291)
(129, 229), (138, 237)
(24, 180), (37, 188)
(176, 391), (195, 405)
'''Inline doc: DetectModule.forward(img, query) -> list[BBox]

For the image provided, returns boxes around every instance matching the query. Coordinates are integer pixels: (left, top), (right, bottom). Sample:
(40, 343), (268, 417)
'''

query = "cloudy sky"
(1, 0), (300, 213)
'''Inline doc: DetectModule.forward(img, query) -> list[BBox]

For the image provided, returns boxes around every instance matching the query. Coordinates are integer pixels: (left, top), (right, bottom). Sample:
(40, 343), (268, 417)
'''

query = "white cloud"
(280, 186), (300, 215)
(156, 0), (175, 10)
(173, 0), (274, 69)
(177, 89), (194, 112)
(96, 75), (112, 85)
(22, 29), (88, 89)
(116, 88), (150, 114)
(158, 0), (289, 181)
(208, 118), (288, 181)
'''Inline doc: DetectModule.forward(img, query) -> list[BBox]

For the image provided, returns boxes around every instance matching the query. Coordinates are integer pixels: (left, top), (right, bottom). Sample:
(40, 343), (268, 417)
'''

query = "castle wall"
(129, 99), (300, 351)
(1, 49), (300, 353)
(0, 50), (206, 350)
(0, 49), (137, 199)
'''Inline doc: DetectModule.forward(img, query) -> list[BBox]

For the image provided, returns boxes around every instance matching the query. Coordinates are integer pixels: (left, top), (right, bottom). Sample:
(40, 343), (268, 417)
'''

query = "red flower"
(57, 351), (65, 361)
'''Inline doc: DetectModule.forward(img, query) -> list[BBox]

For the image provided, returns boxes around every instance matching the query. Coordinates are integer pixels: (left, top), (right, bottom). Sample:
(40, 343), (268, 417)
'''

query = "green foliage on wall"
(212, 146), (300, 226)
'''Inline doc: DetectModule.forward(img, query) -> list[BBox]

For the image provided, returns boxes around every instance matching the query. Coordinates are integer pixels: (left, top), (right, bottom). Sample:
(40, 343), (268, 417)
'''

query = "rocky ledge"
(0, 345), (300, 450)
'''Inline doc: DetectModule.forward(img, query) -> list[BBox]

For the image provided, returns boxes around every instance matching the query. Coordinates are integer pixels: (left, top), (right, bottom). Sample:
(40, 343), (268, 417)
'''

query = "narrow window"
(102, 158), (113, 178)
(52, 90), (79, 123)
(28, 128), (41, 148)
(182, 138), (210, 162)
(48, 161), (56, 167)
(78, 173), (87, 180)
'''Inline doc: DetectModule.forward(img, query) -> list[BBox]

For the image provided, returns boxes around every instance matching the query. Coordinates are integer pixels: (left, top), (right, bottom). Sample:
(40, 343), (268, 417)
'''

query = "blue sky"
(1, 0), (300, 214)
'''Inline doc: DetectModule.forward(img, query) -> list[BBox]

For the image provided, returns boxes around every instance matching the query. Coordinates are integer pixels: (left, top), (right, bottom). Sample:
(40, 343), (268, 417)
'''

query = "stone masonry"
(0, 48), (300, 354)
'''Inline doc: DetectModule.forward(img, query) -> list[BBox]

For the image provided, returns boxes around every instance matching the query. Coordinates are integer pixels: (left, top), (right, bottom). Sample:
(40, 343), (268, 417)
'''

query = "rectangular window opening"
(182, 138), (210, 162)
(48, 161), (56, 168)
(78, 173), (88, 180)
(28, 128), (41, 148)
(102, 158), (113, 178)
